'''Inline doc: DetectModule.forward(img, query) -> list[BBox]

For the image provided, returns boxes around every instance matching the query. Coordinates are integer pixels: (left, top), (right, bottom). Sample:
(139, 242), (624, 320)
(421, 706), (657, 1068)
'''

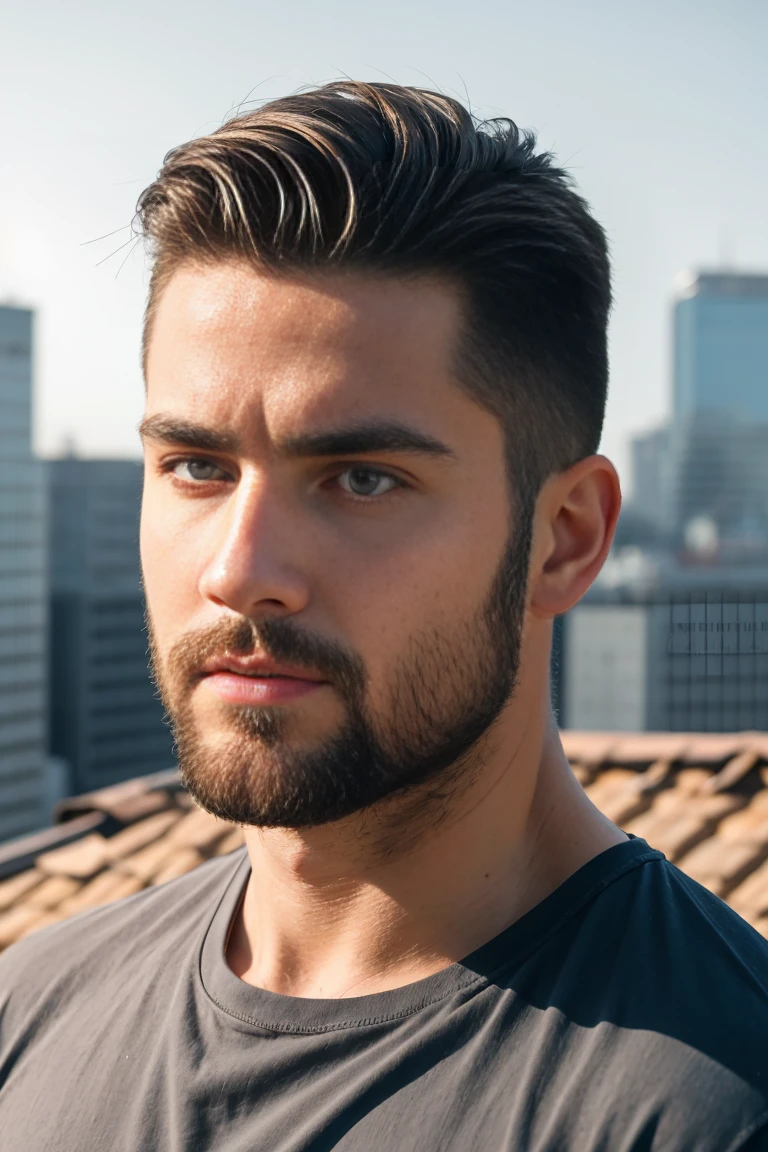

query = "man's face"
(141, 262), (532, 828)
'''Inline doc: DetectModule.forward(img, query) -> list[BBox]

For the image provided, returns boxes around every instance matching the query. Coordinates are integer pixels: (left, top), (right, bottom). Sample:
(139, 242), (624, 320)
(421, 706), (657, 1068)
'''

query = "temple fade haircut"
(136, 80), (611, 499)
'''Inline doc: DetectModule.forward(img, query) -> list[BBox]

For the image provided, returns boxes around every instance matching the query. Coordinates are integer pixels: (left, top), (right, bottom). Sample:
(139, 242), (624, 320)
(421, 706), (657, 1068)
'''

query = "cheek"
(140, 496), (198, 640)
(333, 532), (493, 701)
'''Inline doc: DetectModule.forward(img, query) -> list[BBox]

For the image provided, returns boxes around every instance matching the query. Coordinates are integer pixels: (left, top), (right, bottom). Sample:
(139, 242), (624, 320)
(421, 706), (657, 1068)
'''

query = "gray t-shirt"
(1, 837), (768, 1151)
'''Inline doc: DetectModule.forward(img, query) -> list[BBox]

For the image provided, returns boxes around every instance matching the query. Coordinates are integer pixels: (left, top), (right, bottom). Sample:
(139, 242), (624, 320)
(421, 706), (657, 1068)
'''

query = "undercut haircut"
(136, 81), (612, 501)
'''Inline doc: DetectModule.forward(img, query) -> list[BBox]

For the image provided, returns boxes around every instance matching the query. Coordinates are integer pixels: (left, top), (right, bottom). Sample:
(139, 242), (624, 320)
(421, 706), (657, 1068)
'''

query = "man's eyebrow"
(138, 415), (238, 453)
(138, 415), (456, 461)
(279, 421), (456, 460)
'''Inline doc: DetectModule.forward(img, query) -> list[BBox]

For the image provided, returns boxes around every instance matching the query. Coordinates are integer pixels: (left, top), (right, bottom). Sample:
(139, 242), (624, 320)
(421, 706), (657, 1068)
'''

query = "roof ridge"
(561, 730), (768, 769)
(0, 811), (113, 882)
(53, 766), (182, 823)
(0, 769), (183, 882)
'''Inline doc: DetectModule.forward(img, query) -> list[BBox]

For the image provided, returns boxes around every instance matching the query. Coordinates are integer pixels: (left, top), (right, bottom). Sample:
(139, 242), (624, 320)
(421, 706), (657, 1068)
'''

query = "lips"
(195, 654), (328, 706)
(198, 655), (327, 683)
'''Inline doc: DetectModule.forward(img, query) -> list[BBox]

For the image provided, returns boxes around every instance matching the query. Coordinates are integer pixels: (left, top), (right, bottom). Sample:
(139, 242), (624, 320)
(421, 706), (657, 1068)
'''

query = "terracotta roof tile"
(670, 768), (713, 795)
(36, 833), (111, 880)
(164, 807), (232, 852)
(624, 792), (744, 861)
(701, 748), (761, 793)
(626, 810), (713, 862)
(26, 875), (82, 911)
(717, 800), (768, 842)
(730, 861), (768, 920)
(679, 734), (752, 764)
(679, 837), (768, 897)
(2, 732), (768, 952)
(114, 836), (190, 884)
(0, 870), (45, 913)
(582, 759), (674, 826)
(0, 905), (49, 949)
(583, 769), (654, 826)
(52, 768), (182, 824)
(0, 811), (110, 882)
(101, 809), (183, 862)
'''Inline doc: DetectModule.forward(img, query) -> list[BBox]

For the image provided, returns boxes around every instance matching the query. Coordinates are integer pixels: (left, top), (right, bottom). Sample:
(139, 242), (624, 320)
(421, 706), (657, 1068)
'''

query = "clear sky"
(1, 0), (766, 490)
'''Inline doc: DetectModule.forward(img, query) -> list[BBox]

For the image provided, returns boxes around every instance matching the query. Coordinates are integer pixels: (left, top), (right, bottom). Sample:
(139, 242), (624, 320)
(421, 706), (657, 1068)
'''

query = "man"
(1, 82), (767, 1151)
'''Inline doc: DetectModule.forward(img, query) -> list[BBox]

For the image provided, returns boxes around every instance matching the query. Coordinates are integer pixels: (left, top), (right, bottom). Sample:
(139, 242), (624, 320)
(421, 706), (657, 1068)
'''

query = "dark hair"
(136, 81), (611, 499)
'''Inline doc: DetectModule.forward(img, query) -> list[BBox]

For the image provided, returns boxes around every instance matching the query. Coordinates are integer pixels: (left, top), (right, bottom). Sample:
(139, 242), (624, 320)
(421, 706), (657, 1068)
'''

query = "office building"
(48, 458), (174, 795)
(632, 270), (768, 551)
(673, 271), (768, 422)
(562, 561), (768, 733)
(0, 305), (48, 841)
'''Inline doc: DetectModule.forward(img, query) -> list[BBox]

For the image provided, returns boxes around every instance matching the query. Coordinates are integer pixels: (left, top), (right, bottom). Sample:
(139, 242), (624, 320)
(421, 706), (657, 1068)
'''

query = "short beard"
(148, 508), (533, 831)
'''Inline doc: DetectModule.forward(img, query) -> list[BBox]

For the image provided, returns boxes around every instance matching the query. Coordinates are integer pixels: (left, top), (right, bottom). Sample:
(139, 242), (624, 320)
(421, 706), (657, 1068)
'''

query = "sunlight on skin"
(141, 260), (624, 999)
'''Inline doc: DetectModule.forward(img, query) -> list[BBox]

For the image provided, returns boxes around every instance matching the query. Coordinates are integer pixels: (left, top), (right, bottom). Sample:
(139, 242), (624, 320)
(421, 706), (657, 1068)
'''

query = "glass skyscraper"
(633, 270), (768, 549)
(673, 272), (768, 422)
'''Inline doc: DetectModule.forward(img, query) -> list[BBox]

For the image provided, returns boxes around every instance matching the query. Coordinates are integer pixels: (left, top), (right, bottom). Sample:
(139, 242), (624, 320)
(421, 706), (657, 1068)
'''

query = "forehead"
(144, 262), (472, 439)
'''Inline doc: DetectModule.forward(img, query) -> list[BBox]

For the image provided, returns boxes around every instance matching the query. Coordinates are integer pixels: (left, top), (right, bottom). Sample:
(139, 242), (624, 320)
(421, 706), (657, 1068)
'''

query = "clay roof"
(3, 731), (768, 952)
(0, 770), (244, 951)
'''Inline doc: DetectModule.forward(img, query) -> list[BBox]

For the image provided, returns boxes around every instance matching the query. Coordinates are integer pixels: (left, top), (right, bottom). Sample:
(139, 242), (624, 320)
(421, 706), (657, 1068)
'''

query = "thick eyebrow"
(138, 415), (238, 453)
(139, 415), (455, 461)
(279, 420), (456, 460)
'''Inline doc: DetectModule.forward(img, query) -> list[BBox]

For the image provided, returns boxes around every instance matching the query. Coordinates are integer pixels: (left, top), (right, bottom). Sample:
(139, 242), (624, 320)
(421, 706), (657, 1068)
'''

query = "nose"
(197, 474), (311, 620)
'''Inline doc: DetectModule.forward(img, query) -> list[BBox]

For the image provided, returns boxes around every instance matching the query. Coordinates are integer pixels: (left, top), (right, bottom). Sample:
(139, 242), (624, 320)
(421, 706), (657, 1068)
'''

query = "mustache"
(163, 615), (367, 697)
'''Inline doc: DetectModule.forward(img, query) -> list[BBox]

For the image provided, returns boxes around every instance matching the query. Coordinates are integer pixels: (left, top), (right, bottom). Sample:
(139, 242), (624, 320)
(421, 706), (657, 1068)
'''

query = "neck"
(226, 697), (625, 998)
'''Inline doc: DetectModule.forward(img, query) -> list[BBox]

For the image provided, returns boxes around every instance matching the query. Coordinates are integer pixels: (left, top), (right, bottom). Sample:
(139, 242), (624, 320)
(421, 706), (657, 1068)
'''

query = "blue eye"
(172, 459), (226, 482)
(338, 468), (398, 497)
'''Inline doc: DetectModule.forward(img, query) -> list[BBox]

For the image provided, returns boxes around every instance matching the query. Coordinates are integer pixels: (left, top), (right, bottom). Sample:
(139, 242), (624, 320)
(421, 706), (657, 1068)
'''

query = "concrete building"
(562, 559), (768, 733)
(48, 458), (173, 796)
(0, 305), (48, 842)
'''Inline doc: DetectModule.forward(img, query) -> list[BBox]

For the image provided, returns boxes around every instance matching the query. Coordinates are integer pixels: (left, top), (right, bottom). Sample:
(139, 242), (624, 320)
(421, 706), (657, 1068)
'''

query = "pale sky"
(2, 0), (766, 491)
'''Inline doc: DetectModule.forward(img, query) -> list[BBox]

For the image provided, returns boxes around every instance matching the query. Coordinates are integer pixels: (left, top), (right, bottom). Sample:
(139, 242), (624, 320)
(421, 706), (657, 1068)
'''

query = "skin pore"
(140, 260), (625, 999)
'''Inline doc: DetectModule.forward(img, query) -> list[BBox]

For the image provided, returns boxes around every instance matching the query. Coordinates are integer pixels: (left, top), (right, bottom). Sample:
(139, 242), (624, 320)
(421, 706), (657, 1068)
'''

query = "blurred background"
(1, 0), (767, 843)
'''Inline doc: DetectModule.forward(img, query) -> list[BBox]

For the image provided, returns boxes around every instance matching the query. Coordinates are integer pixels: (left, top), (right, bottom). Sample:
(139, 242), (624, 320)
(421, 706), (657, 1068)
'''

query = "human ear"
(527, 454), (621, 619)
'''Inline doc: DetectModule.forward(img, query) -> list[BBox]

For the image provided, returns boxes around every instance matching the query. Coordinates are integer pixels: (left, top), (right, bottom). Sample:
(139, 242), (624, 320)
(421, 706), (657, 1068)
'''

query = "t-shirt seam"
(198, 844), (663, 1035)
(200, 845), (485, 1033)
(201, 984), (481, 1034)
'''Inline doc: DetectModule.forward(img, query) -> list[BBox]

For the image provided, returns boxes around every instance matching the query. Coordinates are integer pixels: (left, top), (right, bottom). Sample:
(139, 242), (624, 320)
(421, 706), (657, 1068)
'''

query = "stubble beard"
(147, 511), (533, 831)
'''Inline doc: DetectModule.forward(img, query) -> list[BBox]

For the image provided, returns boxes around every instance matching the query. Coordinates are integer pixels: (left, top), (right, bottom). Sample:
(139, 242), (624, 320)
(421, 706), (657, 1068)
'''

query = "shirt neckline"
(199, 837), (662, 1035)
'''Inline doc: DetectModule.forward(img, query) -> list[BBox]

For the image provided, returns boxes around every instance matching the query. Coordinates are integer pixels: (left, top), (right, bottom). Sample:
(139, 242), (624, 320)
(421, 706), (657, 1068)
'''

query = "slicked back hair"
(136, 81), (612, 503)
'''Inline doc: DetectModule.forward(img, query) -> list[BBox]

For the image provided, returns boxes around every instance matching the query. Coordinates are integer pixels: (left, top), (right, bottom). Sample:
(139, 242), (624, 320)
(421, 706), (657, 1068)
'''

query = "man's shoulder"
(563, 843), (768, 989)
(525, 847), (768, 1096)
(0, 846), (246, 1004)
(474, 847), (768, 1148)
(618, 850), (768, 994)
